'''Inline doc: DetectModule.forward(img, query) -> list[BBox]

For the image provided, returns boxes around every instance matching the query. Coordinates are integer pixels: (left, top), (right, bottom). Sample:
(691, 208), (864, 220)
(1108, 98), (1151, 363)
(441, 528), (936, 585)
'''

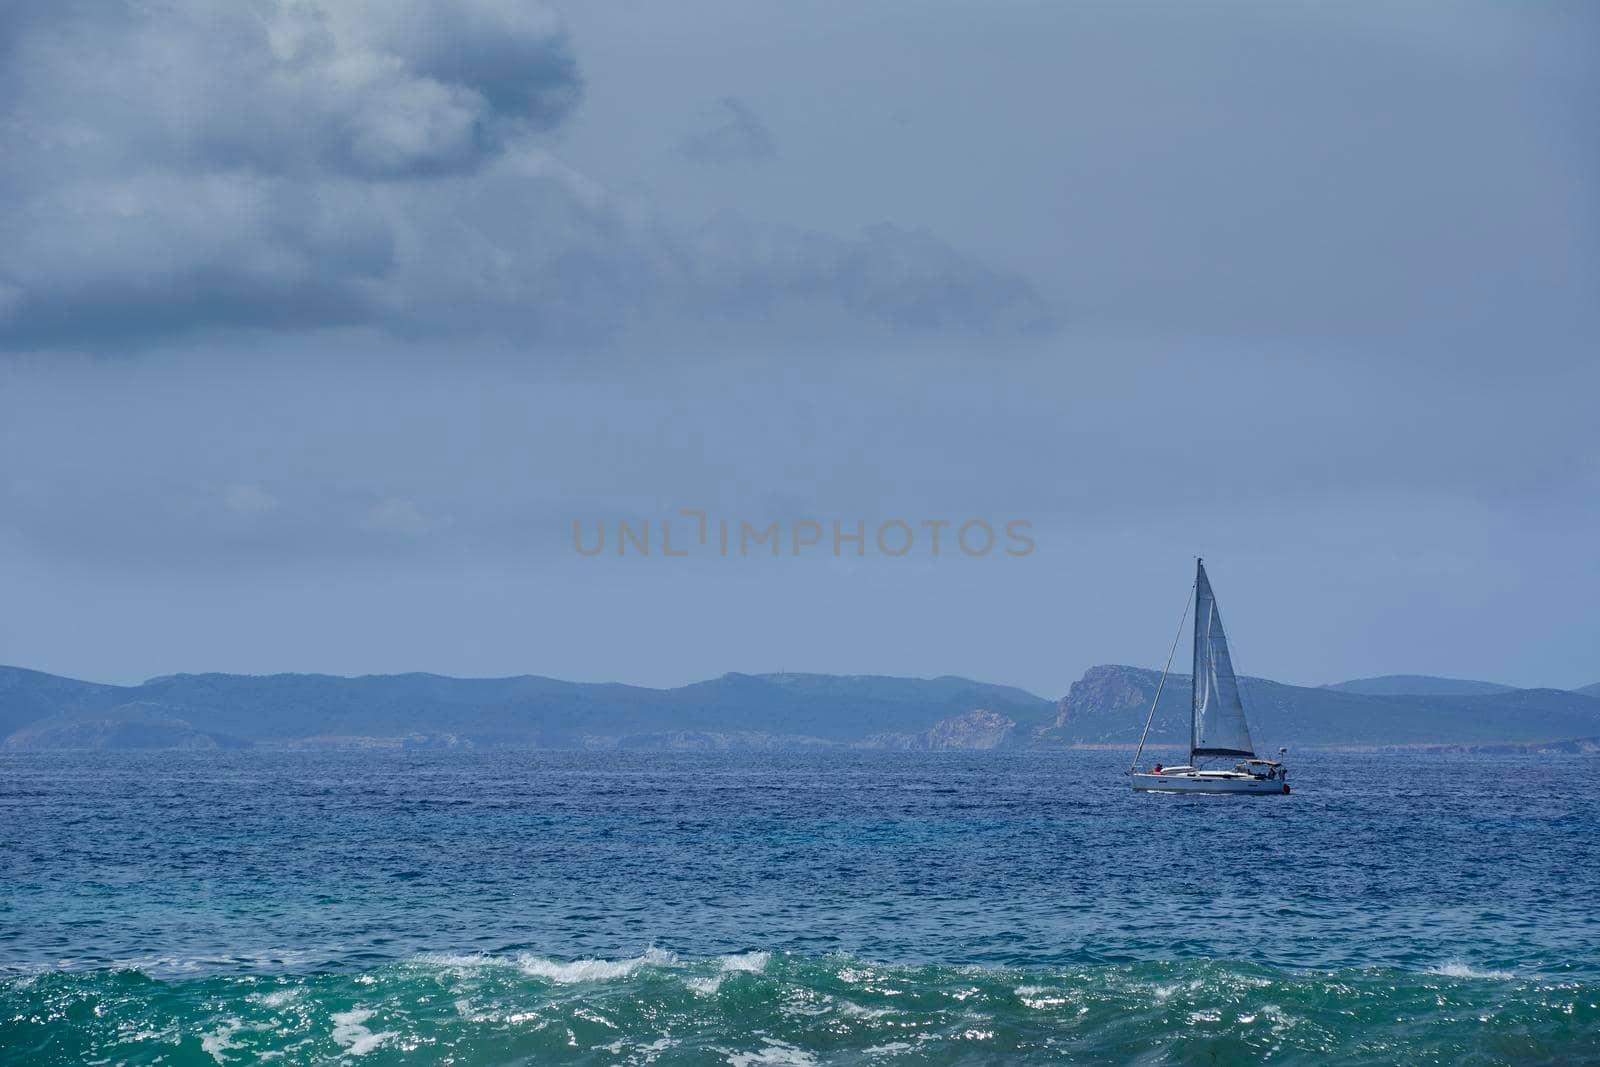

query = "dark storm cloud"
(3, 0), (579, 180)
(0, 0), (1051, 351)
(0, 172), (395, 346)
(681, 97), (778, 166)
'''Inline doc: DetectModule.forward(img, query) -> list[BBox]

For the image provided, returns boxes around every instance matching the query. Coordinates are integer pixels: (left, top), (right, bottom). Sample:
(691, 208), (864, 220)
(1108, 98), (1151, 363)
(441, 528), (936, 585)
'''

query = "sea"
(1, 749), (1596, 1065)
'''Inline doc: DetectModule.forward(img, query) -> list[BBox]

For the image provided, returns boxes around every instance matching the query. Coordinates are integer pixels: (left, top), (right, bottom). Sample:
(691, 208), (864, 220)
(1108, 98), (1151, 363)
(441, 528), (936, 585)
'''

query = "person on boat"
(1152, 763), (1163, 775)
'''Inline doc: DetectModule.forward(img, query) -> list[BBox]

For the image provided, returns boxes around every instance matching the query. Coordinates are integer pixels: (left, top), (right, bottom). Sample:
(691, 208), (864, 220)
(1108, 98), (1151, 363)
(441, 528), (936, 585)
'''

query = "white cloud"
(223, 483), (279, 516)
(364, 498), (436, 535)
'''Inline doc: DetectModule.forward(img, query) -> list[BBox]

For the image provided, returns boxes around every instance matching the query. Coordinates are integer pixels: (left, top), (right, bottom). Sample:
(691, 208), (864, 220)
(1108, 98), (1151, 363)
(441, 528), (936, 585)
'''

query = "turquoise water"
(2, 750), (1597, 1064)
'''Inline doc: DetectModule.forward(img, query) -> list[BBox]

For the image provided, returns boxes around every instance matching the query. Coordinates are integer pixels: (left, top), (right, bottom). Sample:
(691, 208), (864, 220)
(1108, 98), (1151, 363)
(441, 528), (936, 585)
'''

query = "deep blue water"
(2, 749), (1597, 1064)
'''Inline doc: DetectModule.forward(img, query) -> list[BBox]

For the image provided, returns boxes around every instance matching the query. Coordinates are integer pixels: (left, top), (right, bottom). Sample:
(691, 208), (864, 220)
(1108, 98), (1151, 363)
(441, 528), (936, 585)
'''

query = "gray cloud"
(670, 219), (1056, 337)
(0, 171), (393, 345)
(4, 0), (578, 180)
(681, 97), (778, 166)
(0, 0), (1051, 351)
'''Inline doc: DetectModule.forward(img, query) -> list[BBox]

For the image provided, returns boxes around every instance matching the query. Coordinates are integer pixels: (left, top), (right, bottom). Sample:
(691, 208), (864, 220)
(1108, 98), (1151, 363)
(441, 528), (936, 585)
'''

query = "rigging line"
(1226, 588), (1259, 737)
(1130, 578), (1196, 775)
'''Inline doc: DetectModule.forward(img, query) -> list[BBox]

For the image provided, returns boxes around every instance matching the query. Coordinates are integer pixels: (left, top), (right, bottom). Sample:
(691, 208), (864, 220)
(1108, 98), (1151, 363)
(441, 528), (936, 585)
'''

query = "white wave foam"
(201, 1020), (245, 1064)
(108, 949), (326, 977)
(247, 989), (300, 1009)
(1428, 962), (1516, 980)
(516, 947), (677, 984)
(452, 997), (546, 1027)
(685, 952), (769, 995)
(415, 952), (503, 970)
(117, 1026), (178, 1046)
(720, 1038), (820, 1066)
(330, 1009), (396, 1056)
(415, 947), (763, 985)
(1014, 985), (1070, 1009)
(861, 1043), (915, 1057)
(720, 951), (771, 973)
(601, 1036), (676, 1060)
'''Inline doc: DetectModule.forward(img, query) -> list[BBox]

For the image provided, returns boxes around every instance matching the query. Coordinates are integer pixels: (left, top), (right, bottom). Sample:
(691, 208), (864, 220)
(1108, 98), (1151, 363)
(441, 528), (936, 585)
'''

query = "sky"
(1, 0), (1596, 697)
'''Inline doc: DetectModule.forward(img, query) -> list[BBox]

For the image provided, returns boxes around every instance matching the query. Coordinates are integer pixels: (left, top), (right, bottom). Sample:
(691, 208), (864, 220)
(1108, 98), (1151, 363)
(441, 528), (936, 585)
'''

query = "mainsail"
(1191, 560), (1256, 759)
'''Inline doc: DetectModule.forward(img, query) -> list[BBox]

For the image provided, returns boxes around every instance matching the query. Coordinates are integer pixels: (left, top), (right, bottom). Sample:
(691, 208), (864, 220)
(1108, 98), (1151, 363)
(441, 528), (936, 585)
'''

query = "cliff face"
(1055, 666), (1163, 729)
(1052, 665), (1181, 745)
(2, 702), (252, 751)
(2, 721), (251, 750)
(926, 708), (1020, 749)
(857, 708), (1021, 751)
(609, 731), (836, 752)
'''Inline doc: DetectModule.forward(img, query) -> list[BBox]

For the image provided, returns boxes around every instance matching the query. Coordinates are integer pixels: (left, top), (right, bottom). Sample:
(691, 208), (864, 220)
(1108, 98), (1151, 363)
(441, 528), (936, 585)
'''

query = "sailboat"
(1130, 559), (1290, 795)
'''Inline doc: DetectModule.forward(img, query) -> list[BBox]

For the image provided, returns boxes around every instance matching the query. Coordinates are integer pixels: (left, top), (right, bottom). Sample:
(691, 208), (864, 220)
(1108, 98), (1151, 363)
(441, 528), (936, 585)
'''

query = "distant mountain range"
(1321, 674), (1516, 697)
(0, 666), (1053, 751)
(1051, 666), (1600, 750)
(2, 664), (1598, 752)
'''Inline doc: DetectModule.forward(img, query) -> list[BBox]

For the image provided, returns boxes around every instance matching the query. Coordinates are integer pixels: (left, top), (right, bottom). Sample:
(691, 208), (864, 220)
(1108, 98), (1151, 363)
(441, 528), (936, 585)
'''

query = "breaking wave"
(2, 952), (1593, 1065)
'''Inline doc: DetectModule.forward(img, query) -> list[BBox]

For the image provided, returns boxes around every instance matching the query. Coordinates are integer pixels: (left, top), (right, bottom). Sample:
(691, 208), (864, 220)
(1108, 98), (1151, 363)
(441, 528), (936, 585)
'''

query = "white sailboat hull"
(1132, 771), (1288, 795)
